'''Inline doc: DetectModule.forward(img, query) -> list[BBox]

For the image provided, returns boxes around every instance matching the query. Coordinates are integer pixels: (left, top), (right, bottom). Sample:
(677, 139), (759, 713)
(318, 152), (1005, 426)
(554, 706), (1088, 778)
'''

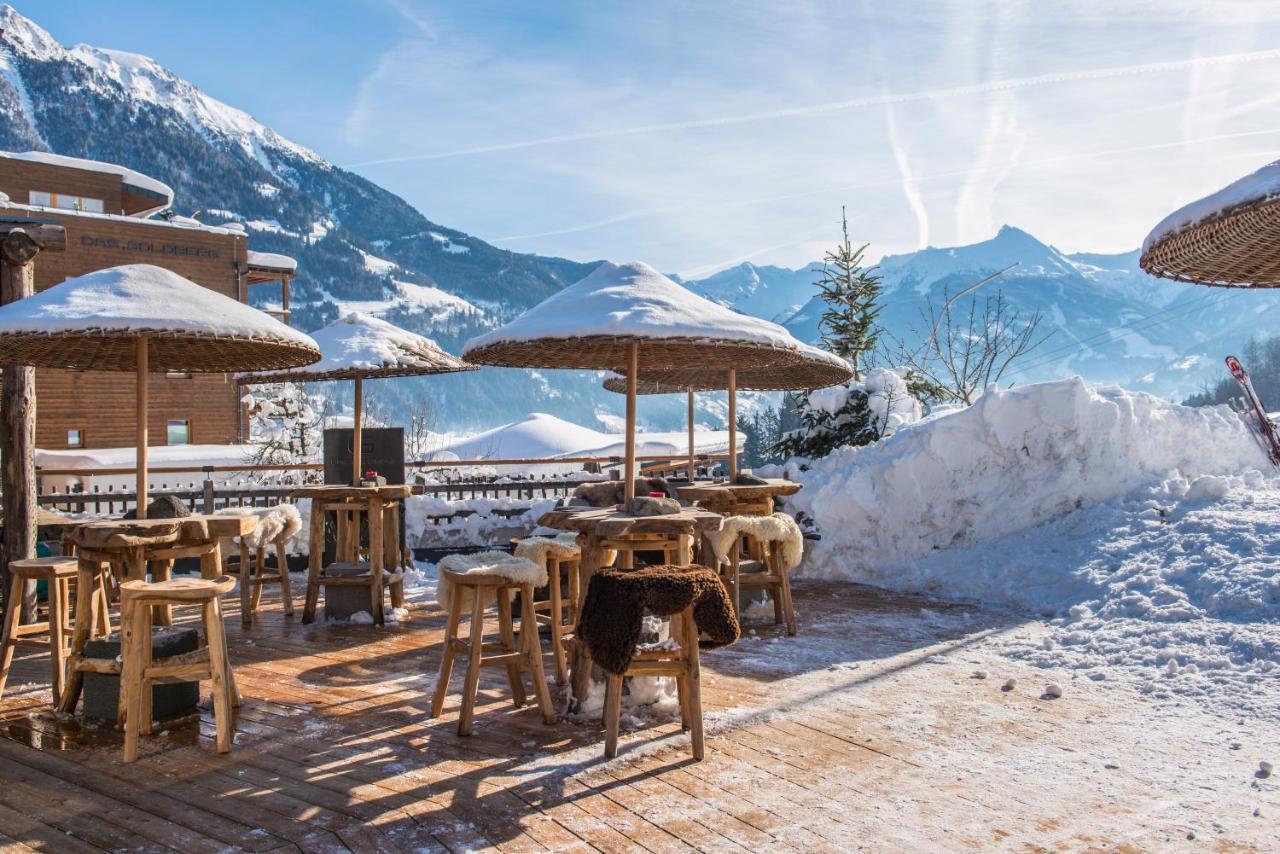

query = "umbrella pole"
(727, 367), (737, 481)
(136, 335), (149, 519)
(625, 342), (638, 504)
(687, 387), (695, 482)
(352, 375), (363, 486)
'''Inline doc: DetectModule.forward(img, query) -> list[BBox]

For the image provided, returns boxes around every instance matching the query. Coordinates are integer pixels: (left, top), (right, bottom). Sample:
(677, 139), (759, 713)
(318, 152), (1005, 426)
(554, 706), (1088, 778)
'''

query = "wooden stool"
(713, 514), (801, 636)
(118, 575), (237, 763)
(604, 604), (704, 760)
(303, 497), (405, 625)
(0, 557), (85, 702)
(599, 532), (688, 570)
(429, 553), (556, 735)
(514, 534), (582, 685)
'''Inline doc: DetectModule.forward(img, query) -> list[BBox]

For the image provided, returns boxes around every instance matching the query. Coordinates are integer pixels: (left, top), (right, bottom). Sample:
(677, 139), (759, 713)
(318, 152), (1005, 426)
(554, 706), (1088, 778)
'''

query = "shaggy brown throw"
(577, 564), (740, 675)
(122, 495), (192, 520)
(570, 477), (670, 508)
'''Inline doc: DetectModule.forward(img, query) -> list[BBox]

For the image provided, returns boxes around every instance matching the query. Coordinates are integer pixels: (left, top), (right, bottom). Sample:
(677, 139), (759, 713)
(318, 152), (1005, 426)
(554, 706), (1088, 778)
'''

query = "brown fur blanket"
(577, 565), (740, 675)
(570, 477), (670, 508)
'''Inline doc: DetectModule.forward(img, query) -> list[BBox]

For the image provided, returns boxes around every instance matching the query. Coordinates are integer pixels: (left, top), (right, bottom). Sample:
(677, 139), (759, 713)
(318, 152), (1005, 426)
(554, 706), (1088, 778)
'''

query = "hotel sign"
(79, 234), (221, 259)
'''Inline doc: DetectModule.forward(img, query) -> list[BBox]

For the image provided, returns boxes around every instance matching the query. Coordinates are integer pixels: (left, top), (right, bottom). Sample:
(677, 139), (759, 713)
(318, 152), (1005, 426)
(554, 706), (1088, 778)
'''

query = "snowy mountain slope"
(682, 261), (822, 322)
(757, 225), (1273, 400)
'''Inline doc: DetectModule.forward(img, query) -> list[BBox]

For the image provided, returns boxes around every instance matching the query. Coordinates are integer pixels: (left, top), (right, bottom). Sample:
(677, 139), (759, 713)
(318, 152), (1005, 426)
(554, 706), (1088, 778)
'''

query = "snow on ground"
(787, 377), (1279, 722)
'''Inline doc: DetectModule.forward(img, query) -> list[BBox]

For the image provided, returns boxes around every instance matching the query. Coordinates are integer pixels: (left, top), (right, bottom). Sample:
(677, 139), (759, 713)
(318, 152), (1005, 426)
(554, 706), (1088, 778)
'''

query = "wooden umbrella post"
(624, 342), (638, 504)
(352, 375), (364, 486)
(135, 335), (149, 519)
(687, 387), (696, 482)
(727, 367), (737, 480)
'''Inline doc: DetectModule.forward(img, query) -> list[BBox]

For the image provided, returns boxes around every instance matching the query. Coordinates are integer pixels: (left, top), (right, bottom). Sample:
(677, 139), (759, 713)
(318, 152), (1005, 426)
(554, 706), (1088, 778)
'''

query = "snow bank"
(805, 367), (922, 435)
(795, 377), (1262, 575)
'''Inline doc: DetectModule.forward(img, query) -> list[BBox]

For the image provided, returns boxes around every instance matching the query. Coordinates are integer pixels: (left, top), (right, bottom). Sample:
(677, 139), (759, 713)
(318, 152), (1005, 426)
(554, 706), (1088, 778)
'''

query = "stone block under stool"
(323, 562), (372, 622)
(82, 626), (200, 721)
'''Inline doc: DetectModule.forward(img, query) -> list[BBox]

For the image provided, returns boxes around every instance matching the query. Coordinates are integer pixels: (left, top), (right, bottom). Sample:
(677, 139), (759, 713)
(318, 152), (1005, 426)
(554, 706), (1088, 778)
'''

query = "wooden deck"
(0, 578), (1270, 851)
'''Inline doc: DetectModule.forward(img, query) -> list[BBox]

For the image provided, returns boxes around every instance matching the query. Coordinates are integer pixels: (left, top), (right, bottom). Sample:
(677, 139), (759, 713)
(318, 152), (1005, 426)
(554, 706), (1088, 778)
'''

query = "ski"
(1225, 355), (1280, 467)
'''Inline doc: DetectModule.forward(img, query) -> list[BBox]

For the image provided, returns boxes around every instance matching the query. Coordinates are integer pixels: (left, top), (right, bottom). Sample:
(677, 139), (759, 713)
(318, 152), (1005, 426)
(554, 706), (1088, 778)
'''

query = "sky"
(17, 1), (1280, 278)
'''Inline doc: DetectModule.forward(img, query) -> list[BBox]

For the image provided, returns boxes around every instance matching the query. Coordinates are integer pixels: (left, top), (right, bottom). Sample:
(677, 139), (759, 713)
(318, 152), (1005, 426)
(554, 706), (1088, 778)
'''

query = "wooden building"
(0, 151), (294, 451)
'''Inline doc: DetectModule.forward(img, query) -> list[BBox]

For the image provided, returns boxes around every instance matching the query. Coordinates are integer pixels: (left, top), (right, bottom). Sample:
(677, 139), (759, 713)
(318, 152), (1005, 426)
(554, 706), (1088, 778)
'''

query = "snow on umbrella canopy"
(239, 311), (477, 484)
(1140, 157), (1280, 288)
(464, 260), (846, 494)
(0, 263), (321, 517)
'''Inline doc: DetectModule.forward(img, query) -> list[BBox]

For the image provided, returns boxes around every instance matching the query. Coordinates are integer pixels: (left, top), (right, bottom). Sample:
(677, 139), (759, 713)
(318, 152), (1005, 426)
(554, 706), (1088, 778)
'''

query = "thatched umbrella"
(463, 260), (848, 501)
(0, 264), (320, 517)
(239, 312), (476, 483)
(1140, 157), (1280, 287)
(603, 341), (852, 479)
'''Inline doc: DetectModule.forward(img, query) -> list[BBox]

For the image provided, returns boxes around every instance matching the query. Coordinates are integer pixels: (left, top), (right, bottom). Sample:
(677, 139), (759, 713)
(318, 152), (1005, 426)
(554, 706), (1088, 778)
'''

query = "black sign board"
(323, 427), (406, 486)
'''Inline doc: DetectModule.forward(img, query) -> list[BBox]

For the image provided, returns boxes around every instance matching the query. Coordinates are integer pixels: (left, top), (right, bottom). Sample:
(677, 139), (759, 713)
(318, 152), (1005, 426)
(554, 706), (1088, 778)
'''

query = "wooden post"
(136, 336), (149, 519)
(281, 277), (291, 326)
(624, 342), (638, 504)
(0, 223), (65, 623)
(727, 367), (737, 480)
(687, 388), (696, 482)
(352, 375), (363, 486)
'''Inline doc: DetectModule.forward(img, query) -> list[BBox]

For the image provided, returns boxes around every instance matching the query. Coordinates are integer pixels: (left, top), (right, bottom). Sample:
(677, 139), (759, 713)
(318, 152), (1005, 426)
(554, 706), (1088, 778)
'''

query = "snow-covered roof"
(0, 150), (174, 215)
(0, 263), (319, 372)
(1143, 158), (1280, 253)
(246, 250), (298, 273)
(240, 312), (475, 383)
(463, 261), (832, 371)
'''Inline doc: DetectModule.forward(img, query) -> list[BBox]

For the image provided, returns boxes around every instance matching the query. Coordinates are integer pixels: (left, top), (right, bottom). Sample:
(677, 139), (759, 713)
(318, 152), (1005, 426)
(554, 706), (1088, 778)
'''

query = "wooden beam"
(624, 343), (638, 504)
(135, 336), (149, 519)
(0, 222), (66, 623)
(727, 367), (737, 480)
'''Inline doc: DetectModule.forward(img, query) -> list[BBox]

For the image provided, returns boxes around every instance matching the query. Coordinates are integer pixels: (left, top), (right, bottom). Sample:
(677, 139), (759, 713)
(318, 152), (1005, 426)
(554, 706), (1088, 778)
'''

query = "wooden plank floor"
(0, 577), (1271, 852)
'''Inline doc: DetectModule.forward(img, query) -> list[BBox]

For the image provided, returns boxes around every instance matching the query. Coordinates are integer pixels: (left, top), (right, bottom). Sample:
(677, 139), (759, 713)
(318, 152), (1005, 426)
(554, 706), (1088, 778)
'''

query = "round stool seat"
(119, 575), (236, 603)
(438, 551), (546, 588)
(9, 556), (78, 579)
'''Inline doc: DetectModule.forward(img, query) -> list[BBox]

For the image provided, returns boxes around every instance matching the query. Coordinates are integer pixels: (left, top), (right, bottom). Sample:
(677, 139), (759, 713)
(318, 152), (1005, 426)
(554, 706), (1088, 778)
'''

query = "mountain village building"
(0, 150), (294, 451)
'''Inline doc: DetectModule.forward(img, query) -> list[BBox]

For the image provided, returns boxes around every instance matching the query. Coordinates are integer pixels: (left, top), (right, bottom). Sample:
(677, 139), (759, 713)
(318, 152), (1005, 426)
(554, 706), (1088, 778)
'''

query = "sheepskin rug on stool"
(216, 503), (303, 555)
(436, 550), (547, 613)
(706, 512), (804, 570)
(513, 532), (581, 566)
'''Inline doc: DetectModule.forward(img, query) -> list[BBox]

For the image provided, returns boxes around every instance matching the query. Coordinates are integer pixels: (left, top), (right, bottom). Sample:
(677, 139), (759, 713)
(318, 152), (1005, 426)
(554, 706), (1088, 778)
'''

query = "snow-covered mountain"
(706, 225), (1276, 401)
(682, 261), (821, 322)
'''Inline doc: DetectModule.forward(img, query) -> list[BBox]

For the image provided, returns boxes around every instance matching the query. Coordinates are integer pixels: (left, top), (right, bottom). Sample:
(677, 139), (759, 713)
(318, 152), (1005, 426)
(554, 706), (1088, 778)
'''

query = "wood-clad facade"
(0, 154), (290, 451)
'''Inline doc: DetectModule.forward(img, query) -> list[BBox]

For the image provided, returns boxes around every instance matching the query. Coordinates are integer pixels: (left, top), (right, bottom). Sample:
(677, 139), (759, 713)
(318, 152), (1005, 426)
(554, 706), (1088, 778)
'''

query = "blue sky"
(18, 1), (1280, 276)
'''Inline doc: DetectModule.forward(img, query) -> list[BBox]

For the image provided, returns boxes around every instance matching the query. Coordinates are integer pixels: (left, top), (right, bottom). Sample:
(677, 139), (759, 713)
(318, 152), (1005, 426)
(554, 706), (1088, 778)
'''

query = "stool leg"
(567, 559), (581, 627)
(47, 572), (67, 703)
(58, 560), (99, 714)
(603, 673), (623, 758)
(682, 608), (704, 761)
(496, 590), (526, 708)
(204, 597), (234, 754)
(521, 584), (556, 725)
(239, 542), (253, 626)
(458, 591), (486, 736)
(276, 537), (295, 617)
(152, 560), (173, 627)
(0, 574), (25, 701)
(429, 588), (464, 719)
(672, 612), (691, 731)
(139, 606), (155, 736)
(547, 561), (566, 685)
(121, 597), (144, 763)
(777, 555), (796, 637)
(251, 545), (267, 613)
(302, 503), (324, 624)
(94, 573), (111, 637)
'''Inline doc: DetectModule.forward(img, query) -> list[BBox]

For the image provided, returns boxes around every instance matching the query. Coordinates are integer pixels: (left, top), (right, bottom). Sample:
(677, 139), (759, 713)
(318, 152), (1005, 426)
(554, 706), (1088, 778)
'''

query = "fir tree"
(816, 207), (883, 381)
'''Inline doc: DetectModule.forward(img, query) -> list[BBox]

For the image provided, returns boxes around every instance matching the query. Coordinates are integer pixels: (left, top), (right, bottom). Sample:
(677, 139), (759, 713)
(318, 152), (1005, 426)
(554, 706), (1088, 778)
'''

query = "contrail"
(496, 126), (1280, 244)
(345, 47), (1280, 168)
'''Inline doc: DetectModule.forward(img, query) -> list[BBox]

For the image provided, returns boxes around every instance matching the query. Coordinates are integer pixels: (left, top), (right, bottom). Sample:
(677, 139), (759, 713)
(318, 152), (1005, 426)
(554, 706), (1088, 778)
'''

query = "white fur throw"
(216, 503), (303, 550)
(436, 550), (547, 613)
(706, 512), (804, 571)
(513, 532), (581, 567)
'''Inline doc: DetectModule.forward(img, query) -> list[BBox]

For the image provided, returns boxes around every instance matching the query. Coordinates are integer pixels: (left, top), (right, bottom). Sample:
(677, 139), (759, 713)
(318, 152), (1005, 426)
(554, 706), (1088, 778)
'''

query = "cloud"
(882, 97), (930, 251)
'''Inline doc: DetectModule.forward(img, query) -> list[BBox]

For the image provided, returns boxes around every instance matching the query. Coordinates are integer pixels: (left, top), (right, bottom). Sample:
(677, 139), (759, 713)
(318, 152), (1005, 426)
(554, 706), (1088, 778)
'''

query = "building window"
(165, 371), (191, 379)
(28, 190), (104, 213)
(67, 429), (83, 448)
(167, 420), (190, 445)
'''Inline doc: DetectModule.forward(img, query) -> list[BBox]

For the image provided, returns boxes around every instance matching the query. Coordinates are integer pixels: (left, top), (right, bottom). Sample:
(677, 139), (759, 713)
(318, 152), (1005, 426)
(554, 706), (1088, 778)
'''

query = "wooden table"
(289, 484), (414, 626)
(58, 514), (256, 714)
(676, 478), (802, 517)
(536, 504), (724, 711)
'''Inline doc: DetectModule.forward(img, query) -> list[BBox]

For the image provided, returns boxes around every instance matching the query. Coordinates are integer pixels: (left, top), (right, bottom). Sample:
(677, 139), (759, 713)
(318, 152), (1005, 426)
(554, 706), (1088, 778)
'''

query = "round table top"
(67, 513), (256, 550)
(676, 478), (801, 501)
(537, 504), (724, 538)
(289, 484), (414, 501)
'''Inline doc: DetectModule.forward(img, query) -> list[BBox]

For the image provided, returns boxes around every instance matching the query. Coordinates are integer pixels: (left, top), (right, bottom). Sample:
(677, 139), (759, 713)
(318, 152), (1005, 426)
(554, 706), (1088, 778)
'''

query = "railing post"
(202, 466), (215, 514)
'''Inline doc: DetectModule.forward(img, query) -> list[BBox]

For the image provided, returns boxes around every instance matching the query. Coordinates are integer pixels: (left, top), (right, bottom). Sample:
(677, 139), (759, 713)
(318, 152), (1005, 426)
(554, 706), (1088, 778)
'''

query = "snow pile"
(404, 495), (560, 548)
(806, 367), (922, 435)
(794, 377), (1261, 574)
(1143, 157), (1280, 252)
